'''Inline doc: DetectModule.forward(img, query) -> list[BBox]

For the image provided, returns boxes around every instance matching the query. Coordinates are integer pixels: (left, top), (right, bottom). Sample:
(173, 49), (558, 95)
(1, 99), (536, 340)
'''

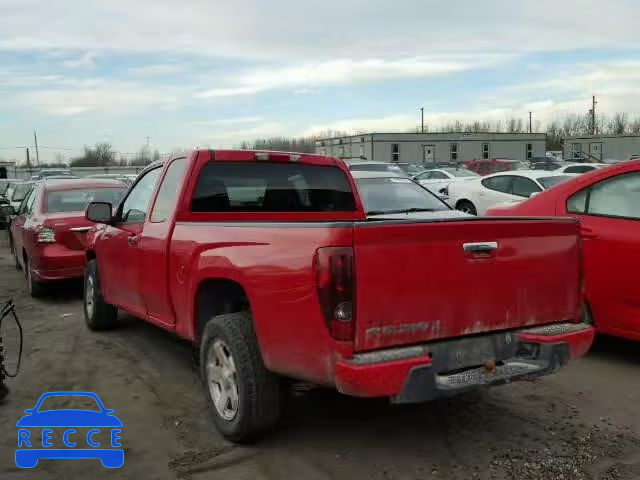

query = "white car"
(448, 170), (573, 215)
(554, 163), (607, 174)
(344, 160), (409, 177)
(350, 170), (468, 220)
(413, 167), (478, 196)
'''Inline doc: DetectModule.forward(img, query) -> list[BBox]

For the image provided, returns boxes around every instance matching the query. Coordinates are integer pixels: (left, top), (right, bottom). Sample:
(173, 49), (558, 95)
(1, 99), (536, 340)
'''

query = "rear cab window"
(191, 162), (356, 213)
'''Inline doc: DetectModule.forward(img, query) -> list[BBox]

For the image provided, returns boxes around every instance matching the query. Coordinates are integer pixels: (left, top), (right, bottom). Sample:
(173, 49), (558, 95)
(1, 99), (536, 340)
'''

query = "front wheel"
(456, 200), (477, 216)
(84, 259), (118, 330)
(200, 312), (284, 443)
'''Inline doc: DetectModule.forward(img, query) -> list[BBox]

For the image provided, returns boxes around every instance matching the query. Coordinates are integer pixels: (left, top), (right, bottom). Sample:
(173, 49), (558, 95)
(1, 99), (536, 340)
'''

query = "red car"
(487, 160), (640, 341)
(82, 149), (592, 442)
(465, 158), (530, 176)
(9, 179), (127, 297)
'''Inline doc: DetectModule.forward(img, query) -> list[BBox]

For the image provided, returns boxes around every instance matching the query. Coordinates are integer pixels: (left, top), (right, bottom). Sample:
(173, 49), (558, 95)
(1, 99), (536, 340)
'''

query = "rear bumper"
(32, 245), (85, 281)
(334, 322), (594, 402)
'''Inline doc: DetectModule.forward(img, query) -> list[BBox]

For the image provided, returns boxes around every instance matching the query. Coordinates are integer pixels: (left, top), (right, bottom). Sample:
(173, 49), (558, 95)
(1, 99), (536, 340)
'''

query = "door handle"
(127, 235), (139, 246)
(463, 241), (499, 253)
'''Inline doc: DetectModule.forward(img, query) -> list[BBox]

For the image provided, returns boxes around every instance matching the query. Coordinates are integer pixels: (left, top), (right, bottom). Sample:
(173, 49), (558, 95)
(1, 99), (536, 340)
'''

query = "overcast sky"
(1, 0), (640, 161)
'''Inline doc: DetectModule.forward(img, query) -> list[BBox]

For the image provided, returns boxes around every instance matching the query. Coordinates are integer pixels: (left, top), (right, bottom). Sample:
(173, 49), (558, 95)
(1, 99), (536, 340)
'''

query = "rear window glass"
(191, 162), (356, 212)
(45, 187), (126, 213)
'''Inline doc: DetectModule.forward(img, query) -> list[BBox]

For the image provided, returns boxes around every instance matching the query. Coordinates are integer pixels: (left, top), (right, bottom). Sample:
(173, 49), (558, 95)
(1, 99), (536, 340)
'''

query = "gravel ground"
(0, 232), (638, 480)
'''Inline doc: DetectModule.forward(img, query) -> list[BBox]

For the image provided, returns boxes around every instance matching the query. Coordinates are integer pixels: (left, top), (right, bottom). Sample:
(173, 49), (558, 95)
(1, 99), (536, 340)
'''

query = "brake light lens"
(37, 226), (56, 243)
(315, 247), (355, 341)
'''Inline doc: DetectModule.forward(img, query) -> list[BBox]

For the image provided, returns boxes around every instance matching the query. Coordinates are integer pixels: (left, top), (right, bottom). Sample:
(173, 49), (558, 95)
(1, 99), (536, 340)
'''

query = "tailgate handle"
(463, 242), (498, 253)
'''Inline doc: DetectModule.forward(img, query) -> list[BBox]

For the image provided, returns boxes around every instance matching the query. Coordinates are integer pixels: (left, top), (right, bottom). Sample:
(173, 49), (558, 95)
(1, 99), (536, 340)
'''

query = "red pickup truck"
(83, 149), (594, 442)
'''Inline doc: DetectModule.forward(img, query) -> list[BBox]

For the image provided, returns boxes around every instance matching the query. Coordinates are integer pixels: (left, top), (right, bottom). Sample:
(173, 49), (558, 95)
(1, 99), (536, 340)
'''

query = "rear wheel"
(26, 258), (44, 298)
(84, 259), (118, 330)
(8, 236), (20, 270)
(456, 200), (477, 216)
(200, 312), (283, 443)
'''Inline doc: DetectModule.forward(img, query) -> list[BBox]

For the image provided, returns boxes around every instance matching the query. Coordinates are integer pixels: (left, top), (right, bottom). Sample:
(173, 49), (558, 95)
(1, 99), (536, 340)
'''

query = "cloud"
(19, 80), (185, 116)
(128, 64), (186, 77)
(61, 52), (96, 69)
(193, 116), (264, 126)
(1, 0), (638, 60)
(196, 55), (509, 98)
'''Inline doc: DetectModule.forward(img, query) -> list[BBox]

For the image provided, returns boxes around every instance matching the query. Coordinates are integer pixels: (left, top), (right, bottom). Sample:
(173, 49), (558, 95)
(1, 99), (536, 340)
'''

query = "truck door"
(138, 157), (189, 326)
(99, 167), (162, 316)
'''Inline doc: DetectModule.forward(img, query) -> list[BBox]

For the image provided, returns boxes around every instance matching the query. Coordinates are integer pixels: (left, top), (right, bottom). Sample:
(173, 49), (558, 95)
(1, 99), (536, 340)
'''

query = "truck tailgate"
(353, 218), (582, 351)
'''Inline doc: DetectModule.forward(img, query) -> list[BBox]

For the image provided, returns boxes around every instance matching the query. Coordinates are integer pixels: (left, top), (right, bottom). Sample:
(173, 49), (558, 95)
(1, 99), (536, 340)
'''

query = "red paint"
(518, 327), (595, 359)
(487, 160), (640, 341)
(335, 356), (431, 397)
(465, 159), (529, 176)
(10, 180), (126, 283)
(85, 150), (592, 393)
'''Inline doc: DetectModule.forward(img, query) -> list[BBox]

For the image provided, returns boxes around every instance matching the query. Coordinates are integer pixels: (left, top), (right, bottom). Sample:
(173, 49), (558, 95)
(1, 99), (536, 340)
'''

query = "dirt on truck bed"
(0, 233), (638, 480)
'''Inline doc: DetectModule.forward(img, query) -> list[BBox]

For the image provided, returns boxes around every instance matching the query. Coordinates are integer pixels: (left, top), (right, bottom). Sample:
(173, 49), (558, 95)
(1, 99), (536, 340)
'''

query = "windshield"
(538, 176), (573, 189)
(355, 177), (449, 214)
(45, 187), (126, 213)
(443, 168), (478, 177)
(506, 162), (531, 171)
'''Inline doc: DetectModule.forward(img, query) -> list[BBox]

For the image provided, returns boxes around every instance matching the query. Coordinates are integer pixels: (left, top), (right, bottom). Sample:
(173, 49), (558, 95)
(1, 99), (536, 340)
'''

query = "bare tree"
(70, 143), (115, 167)
(610, 113), (627, 135)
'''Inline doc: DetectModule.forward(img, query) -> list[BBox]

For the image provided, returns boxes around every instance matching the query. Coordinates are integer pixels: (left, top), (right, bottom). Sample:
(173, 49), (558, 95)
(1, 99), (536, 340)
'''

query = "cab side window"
(120, 168), (162, 224)
(567, 172), (640, 220)
(150, 158), (188, 223)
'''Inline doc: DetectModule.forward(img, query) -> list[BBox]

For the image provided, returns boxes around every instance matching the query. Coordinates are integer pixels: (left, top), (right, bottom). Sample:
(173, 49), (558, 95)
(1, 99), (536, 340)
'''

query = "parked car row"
(5, 149), (623, 444)
(3, 178), (128, 297)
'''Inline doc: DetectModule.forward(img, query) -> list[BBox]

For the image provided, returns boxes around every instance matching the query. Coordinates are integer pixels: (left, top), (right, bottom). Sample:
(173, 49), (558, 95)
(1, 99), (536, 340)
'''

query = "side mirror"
(86, 202), (113, 223)
(0, 205), (15, 217)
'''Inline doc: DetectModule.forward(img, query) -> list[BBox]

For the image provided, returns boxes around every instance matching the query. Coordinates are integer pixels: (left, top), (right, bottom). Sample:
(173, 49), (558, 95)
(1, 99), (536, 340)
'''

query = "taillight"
(314, 247), (355, 341)
(37, 226), (56, 243)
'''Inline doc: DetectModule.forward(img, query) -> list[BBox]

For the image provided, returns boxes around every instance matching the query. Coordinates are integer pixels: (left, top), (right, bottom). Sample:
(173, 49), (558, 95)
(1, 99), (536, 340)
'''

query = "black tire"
(26, 257), (45, 298)
(581, 301), (594, 326)
(200, 312), (283, 443)
(9, 236), (20, 270)
(84, 259), (118, 331)
(457, 200), (477, 216)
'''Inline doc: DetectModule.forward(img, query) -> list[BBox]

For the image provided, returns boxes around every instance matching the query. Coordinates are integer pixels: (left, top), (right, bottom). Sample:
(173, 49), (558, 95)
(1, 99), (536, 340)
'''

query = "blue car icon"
(16, 391), (123, 468)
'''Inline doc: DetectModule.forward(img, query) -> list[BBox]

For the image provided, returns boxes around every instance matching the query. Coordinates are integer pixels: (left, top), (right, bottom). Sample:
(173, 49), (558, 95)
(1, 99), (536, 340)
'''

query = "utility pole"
(529, 112), (533, 133)
(25, 148), (32, 172)
(146, 136), (150, 148)
(33, 130), (40, 165)
(591, 96), (597, 135)
(419, 107), (424, 133)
